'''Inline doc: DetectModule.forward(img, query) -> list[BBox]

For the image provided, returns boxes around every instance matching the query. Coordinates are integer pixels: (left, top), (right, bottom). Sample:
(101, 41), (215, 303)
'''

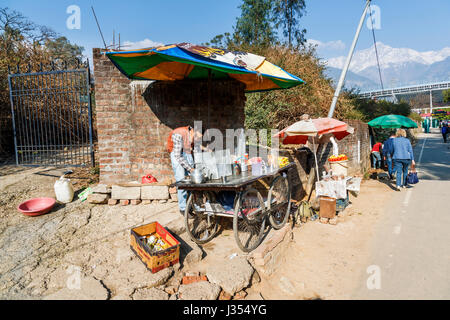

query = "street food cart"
(176, 163), (296, 252)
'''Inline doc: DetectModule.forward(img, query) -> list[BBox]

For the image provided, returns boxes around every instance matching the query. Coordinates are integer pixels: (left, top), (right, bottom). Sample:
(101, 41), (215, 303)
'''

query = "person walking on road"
(391, 129), (415, 191)
(382, 132), (396, 179)
(441, 123), (448, 143)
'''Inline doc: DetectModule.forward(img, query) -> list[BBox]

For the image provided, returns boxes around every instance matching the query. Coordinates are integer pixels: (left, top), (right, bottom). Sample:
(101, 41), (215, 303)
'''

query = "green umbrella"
(368, 115), (418, 129)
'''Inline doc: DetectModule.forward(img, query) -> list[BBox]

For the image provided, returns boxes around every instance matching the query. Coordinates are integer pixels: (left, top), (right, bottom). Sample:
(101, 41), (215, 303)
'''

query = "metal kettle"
(191, 166), (211, 184)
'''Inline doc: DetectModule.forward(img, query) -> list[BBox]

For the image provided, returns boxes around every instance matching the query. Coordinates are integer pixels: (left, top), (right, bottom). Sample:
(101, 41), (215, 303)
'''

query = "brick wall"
(93, 48), (246, 184)
(337, 119), (371, 175)
(93, 48), (370, 189)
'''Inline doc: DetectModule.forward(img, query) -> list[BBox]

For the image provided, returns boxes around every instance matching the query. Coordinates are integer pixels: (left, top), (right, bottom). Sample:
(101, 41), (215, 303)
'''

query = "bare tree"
(0, 7), (57, 44)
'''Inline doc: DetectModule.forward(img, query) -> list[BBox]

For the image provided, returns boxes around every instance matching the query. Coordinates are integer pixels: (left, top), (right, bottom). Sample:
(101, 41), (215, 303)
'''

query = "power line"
(369, 3), (384, 90)
(91, 6), (107, 50)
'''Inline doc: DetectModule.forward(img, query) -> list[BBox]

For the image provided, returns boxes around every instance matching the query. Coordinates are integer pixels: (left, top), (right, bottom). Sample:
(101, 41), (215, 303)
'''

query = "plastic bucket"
(330, 160), (348, 176)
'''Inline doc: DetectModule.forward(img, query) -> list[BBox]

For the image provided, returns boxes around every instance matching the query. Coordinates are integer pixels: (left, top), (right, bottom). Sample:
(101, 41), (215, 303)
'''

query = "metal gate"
(7, 64), (94, 167)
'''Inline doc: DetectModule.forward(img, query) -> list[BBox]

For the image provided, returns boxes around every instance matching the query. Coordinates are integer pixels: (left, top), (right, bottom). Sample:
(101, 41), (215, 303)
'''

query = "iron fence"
(7, 63), (94, 167)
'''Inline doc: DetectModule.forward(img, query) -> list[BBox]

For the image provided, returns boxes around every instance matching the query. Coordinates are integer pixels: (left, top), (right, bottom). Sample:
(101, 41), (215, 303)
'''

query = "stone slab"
(112, 185), (141, 200)
(141, 185), (170, 200)
(92, 184), (111, 194)
(87, 193), (108, 204)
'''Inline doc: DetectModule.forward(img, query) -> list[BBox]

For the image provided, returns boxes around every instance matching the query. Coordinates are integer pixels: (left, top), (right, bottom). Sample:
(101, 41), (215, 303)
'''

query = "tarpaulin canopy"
(368, 115), (418, 129)
(105, 43), (305, 92)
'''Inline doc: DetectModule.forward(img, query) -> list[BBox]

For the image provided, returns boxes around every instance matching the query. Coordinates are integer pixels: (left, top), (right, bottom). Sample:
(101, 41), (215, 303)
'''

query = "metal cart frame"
(176, 163), (295, 252)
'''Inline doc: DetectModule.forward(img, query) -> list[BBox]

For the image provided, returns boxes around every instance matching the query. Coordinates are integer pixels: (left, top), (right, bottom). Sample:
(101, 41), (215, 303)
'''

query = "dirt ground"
(0, 165), (183, 300)
(0, 163), (394, 300)
(245, 173), (394, 300)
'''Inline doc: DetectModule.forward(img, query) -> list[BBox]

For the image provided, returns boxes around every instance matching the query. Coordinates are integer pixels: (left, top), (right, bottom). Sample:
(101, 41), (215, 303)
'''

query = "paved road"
(353, 131), (450, 299)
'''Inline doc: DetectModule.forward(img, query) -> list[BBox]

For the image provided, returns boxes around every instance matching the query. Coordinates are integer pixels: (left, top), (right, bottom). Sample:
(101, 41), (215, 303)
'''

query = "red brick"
(181, 275), (208, 285)
(233, 290), (247, 300)
(219, 290), (232, 301)
(108, 199), (118, 206)
(120, 200), (130, 206)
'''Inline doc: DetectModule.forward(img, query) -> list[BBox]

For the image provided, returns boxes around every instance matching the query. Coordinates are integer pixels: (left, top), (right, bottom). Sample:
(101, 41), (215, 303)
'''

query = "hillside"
(244, 46), (356, 131)
(324, 66), (377, 91)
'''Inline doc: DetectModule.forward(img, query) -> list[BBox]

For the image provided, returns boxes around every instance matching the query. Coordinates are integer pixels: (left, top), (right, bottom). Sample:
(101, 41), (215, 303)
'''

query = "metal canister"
(147, 235), (157, 245)
(157, 239), (169, 249)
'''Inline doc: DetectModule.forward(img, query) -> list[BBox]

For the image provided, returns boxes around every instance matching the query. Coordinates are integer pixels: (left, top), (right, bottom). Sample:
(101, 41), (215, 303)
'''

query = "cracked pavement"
(0, 166), (182, 300)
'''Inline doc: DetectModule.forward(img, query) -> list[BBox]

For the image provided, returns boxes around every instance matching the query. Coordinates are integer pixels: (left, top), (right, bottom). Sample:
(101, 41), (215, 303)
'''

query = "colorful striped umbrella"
(105, 43), (305, 92)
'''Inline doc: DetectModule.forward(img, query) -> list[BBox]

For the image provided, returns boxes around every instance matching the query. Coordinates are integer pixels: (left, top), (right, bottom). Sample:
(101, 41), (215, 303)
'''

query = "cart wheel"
(268, 174), (291, 230)
(233, 188), (266, 253)
(185, 192), (219, 245)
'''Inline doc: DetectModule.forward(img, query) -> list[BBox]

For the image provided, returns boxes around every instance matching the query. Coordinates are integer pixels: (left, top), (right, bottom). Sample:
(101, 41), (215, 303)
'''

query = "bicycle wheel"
(268, 174), (291, 230)
(185, 192), (219, 245)
(233, 188), (266, 252)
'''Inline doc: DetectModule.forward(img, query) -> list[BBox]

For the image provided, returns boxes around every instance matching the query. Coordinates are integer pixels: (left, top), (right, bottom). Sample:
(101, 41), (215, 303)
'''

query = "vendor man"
(167, 125), (203, 214)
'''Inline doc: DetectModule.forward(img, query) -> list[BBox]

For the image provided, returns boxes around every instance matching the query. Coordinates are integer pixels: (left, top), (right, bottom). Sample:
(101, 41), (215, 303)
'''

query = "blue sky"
(3, 0), (450, 61)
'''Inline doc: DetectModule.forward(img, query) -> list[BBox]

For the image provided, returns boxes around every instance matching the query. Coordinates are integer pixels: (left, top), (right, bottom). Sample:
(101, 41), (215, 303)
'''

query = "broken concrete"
(175, 232), (204, 266)
(132, 287), (169, 300)
(178, 281), (221, 300)
(102, 259), (174, 298)
(250, 225), (293, 277)
(206, 257), (254, 295)
(43, 275), (109, 300)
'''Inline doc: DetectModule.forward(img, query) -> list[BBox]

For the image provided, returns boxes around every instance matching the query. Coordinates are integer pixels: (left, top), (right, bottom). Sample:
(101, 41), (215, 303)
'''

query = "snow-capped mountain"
(323, 67), (377, 90)
(325, 43), (450, 90)
(328, 42), (450, 73)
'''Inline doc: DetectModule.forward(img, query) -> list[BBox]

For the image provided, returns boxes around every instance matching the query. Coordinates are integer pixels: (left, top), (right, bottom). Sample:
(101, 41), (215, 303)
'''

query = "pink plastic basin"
(18, 198), (56, 217)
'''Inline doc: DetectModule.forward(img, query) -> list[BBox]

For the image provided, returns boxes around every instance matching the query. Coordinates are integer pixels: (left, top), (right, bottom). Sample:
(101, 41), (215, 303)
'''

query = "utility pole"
(429, 90), (433, 113)
(429, 90), (433, 128)
(328, 0), (372, 118)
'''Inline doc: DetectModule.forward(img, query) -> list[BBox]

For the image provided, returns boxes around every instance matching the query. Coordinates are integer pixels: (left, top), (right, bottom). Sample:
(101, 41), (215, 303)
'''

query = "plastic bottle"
(54, 175), (74, 204)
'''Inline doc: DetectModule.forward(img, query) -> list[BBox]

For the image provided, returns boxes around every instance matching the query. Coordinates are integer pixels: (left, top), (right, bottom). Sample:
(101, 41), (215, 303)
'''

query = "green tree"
(443, 89), (450, 103)
(0, 7), (85, 152)
(45, 36), (84, 61)
(272, 0), (307, 48)
(347, 95), (413, 122)
(233, 0), (276, 48)
(206, 32), (233, 49)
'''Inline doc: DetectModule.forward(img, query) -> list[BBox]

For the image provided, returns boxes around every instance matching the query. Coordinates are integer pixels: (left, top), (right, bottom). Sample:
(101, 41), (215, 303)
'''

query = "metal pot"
(191, 167), (206, 184)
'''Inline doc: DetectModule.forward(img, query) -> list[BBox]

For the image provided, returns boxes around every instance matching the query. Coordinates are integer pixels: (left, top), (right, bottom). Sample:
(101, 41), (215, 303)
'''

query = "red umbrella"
(275, 118), (354, 145)
(274, 118), (355, 180)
